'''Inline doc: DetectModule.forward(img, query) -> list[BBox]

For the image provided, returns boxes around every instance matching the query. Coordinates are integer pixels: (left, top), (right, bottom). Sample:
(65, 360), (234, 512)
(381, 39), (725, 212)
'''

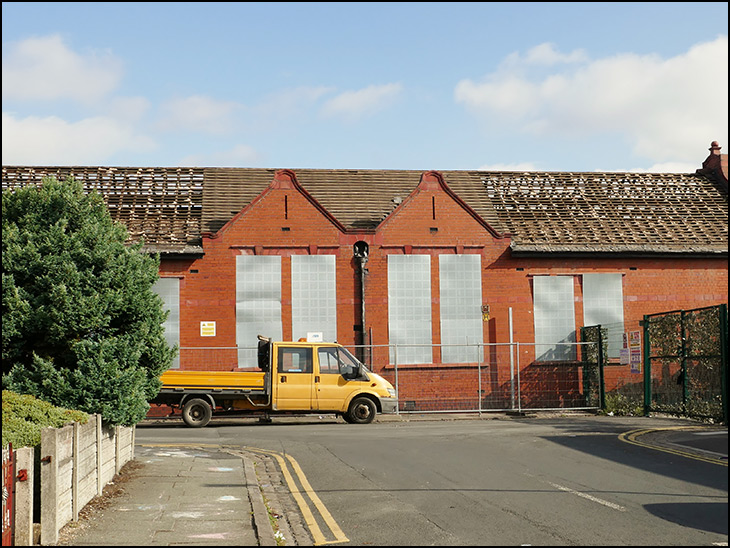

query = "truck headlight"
(387, 388), (396, 398)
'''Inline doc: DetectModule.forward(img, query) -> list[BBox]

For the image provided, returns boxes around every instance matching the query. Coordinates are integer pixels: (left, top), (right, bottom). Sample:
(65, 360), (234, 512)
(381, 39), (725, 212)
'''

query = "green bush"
(2, 390), (88, 448)
(601, 392), (644, 417)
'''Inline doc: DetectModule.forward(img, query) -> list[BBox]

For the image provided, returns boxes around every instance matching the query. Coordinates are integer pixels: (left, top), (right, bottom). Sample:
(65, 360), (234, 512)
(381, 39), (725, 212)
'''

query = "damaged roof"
(3, 153), (727, 256)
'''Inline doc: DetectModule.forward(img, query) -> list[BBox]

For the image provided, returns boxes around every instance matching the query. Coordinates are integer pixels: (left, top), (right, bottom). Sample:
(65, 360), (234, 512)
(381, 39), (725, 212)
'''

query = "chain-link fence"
(341, 342), (602, 414)
(174, 341), (602, 414)
(581, 320), (646, 416)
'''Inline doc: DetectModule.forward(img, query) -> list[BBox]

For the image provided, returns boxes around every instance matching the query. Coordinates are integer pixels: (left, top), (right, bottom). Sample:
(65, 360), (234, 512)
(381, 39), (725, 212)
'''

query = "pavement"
(55, 412), (728, 546)
(57, 444), (273, 546)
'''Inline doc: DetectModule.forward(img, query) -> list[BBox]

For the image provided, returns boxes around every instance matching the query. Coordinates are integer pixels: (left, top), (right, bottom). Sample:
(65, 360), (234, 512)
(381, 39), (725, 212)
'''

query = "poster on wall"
(629, 330), (642, 373)
(620, 331), (642, 373)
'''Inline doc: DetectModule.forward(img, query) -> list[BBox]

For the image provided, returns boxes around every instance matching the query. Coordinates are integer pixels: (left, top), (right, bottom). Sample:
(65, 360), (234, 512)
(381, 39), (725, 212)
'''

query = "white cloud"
(455, 37), (729, 165)
(1, 34), (123, 104)
(2, 112), (156, 165)
(321, 83), (403, 122)
(502, 42), (589, 68)
(156, 95), (243, 134)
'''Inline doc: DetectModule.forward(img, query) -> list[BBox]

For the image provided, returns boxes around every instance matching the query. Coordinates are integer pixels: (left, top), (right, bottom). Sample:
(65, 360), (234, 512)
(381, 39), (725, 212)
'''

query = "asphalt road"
(136, 414), (728, 546)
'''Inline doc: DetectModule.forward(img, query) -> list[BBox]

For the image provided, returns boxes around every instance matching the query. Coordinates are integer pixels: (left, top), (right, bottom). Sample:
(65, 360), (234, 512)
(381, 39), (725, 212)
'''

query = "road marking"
(283, 452), (348, 543)
(547, 482), (626, 511)
(619, 428), (728, 467)
(244, 446), (349, 545)
(139, 443), (348, 544)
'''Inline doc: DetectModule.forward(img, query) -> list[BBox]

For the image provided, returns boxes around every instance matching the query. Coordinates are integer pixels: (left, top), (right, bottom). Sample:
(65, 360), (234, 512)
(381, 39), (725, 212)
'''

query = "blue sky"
(2, 2), (728, 173)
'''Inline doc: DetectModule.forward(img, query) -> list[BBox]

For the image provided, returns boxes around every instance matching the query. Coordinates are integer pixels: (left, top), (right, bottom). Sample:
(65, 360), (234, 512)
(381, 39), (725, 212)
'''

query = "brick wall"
(158, 171), (728, 404)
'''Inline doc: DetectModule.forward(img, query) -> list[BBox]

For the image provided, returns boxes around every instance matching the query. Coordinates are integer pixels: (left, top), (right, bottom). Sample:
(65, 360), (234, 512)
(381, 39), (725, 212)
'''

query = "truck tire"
(182, 398), (212, 428)
(346, 396), (376, 424)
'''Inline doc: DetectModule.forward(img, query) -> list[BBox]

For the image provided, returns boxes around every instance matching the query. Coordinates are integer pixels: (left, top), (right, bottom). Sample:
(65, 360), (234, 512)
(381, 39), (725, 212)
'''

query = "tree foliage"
(2, 177), (176, 425)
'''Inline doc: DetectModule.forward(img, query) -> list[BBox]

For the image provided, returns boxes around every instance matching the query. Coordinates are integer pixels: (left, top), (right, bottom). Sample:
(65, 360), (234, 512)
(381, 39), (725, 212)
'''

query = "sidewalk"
(58, 445), (275, 546)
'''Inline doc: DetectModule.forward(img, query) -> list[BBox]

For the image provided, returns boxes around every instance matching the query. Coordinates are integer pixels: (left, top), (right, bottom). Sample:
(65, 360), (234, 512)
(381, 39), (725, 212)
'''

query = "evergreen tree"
(2, 177), (176, 425)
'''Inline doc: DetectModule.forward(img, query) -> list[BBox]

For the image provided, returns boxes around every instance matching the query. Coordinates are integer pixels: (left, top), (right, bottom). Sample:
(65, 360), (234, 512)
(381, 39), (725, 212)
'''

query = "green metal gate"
(642, 304), (728, 423)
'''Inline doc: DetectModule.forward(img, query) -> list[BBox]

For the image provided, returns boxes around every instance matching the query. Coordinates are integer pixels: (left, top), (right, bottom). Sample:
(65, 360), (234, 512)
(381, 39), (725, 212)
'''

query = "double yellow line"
(619, 427), (728, 466)
(244, 446), (349, 545)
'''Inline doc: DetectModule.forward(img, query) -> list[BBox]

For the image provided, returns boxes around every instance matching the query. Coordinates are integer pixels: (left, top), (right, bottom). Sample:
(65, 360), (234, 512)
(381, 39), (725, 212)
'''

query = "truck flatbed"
(160, 370), (267, 393)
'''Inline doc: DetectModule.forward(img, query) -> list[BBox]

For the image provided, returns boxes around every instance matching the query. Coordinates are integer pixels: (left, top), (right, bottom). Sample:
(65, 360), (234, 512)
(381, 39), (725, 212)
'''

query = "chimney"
(697, 141), (728, 189)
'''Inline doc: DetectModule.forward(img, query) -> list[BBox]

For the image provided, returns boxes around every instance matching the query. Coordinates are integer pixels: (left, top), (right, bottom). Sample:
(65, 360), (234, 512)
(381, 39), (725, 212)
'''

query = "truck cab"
(259, 337), (396, 419)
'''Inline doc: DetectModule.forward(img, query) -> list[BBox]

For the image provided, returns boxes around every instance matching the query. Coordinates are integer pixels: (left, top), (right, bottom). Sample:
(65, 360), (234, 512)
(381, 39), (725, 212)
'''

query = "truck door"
(315, 346), (361, 411)
(273, 346), (314, 410)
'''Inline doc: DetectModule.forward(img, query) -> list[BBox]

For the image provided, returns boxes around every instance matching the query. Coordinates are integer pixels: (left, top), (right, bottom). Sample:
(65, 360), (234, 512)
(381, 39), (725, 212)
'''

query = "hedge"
(2, 390), (89, 448)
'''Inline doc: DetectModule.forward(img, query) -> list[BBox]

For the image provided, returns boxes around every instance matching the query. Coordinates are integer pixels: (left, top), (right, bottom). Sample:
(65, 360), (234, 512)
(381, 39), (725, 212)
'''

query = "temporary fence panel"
(171, 341), (602, 415)
(345, 342), (601, 414)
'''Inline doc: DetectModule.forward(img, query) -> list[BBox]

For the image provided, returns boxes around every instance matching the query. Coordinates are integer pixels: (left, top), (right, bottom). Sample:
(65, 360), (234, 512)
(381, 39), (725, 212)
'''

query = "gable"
(378, 171), (506, 247)
(207, 169), (346, 247)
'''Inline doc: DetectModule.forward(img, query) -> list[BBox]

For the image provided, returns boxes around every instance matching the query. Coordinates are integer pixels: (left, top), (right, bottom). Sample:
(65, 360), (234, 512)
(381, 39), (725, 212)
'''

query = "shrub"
(601, 392), (644, 417)
(2, 390), (88, 448)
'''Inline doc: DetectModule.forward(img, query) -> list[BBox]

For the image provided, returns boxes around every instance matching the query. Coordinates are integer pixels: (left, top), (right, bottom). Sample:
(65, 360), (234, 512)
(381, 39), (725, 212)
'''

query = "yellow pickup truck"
(153, 336), (397, 427)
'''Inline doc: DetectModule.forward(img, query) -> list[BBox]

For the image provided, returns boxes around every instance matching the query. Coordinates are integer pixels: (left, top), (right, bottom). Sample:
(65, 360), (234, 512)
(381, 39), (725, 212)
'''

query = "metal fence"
(175, 340), (603, 415)
(643, 304), (728, 423)
(350, 342), (601, 414)
(579, 304), (728, 424)
(167, 305), (727, 421)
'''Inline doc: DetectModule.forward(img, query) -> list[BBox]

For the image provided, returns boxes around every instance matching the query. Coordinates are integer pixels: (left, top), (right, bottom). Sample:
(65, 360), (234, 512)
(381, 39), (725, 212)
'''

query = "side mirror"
(341, 363), (362, 381)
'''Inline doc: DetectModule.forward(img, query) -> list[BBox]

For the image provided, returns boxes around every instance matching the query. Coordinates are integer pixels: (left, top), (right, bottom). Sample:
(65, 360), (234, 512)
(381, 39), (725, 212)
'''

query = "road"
(136, 415), (728, 546)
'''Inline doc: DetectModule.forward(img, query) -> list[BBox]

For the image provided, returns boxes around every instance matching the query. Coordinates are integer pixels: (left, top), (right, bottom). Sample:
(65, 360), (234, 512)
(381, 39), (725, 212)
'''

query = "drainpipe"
(354, 241), (369, 364)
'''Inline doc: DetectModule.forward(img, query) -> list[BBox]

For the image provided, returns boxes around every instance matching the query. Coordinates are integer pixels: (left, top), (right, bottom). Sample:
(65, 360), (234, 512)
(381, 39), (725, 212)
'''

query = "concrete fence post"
(96, 414), (103, 496)
(115, 425), (122, 475)
(13, 446), (35, 546)
(40, 427), (59, 546)
(34, 416), (136, 544)
(72, 421), (80, 521)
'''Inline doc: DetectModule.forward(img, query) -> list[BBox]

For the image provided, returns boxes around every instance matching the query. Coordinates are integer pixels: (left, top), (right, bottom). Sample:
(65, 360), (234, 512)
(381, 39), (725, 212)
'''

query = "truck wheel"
(182, 398), (212, 428)
(346, 397), (376, 424)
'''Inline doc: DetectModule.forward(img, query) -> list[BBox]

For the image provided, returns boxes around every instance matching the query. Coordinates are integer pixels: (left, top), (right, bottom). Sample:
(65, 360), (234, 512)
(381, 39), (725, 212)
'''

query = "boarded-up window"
(583, 273), (624, 358)
(153, 277), (180, 369)
(236, 255), (282, 365)
(533, 276), (576, 361)
(292, 255), (337, 342)
(439, 255), (483, 363)
(388, 255), (432, 364)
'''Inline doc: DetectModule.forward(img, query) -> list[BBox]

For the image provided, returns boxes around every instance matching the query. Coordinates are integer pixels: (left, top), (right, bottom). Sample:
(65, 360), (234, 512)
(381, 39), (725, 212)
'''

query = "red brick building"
(3, 142), (727, 411)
